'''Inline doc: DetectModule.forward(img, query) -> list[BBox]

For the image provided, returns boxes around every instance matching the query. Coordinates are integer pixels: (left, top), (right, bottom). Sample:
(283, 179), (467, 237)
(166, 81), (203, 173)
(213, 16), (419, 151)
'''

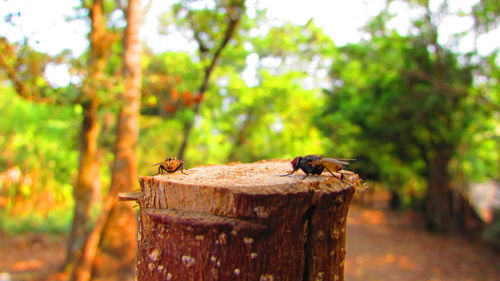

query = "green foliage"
(184, 69), (327, 164)
(253, 20), (335, 60)
(0, 206), (73, 234)
(173, 0), (246, 61)
(318, 1), (499, 209)
(472, 0), (500, 32)
(0, 87), (78, 233)
(1, 0), (498, 235)
(141, 51), (202, 117)
(140, 5), (334, 166)
(138, 117), (185, 174)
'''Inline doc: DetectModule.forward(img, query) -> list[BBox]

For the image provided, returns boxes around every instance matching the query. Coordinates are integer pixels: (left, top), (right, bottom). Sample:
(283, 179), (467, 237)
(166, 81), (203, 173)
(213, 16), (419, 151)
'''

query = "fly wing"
(152, 162), (162, 166)
(302, 155), (324, 163)
(310, 157), (350, 172)
(311, 158), (350, 166)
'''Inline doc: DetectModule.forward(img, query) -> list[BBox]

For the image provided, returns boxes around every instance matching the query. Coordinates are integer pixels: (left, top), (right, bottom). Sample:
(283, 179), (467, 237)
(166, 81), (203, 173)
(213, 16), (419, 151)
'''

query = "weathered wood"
(126, 160), (356, 281)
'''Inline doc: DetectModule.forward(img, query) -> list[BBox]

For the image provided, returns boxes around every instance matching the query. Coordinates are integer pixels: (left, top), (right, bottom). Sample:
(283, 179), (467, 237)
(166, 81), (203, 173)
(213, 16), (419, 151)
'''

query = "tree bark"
(66, 0), (107, 270)
(122, 160), (356, 281)
(66, 96), (101, 269)
(89, 0), (143, 280)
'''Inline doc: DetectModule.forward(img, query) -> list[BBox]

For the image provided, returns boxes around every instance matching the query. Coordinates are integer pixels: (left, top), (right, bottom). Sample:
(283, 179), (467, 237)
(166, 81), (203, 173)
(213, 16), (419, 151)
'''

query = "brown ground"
(1, 203), (499, 281)
(346, 205), (499, 281)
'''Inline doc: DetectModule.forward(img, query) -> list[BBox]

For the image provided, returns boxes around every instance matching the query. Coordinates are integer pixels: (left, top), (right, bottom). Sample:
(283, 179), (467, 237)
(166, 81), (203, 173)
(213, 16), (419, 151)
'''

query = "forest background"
(0, 0), (499, 280)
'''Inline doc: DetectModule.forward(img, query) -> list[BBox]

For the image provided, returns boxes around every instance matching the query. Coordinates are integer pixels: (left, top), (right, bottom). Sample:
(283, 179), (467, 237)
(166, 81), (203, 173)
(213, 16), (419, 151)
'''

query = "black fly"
(281, 154), (354, 179)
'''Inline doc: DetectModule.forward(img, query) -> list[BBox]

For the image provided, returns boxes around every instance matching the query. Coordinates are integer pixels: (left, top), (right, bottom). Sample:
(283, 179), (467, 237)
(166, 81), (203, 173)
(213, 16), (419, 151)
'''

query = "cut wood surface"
(126, 159), (356, 281)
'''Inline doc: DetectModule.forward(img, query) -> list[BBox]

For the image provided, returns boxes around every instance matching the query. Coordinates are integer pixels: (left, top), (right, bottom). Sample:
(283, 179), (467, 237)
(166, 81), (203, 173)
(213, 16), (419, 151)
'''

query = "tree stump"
(120, 160), (356, 281)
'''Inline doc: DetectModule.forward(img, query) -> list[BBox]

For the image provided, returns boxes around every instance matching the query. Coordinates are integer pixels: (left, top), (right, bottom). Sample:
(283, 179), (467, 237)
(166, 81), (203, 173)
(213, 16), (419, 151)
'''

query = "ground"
(1, 203), (499, 281)
(345, 205), (499, 281)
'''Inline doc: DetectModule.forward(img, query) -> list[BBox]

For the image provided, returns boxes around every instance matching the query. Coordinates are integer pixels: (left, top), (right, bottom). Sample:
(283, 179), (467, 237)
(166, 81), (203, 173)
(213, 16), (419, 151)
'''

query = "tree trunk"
(424, 147), (482, 233)
(90, 0), (143, 280)
(66, 0), (107, 270)
(424, 148), (454, 232)
(121, 160), (356, 281)
(66, 96), (100, 269)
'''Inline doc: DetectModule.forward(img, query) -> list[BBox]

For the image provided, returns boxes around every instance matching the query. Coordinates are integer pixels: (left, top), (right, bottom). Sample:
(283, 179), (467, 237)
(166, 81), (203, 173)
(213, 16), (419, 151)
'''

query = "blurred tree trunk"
(419, 1), (482, 234)
(0, 0), (115, 273)
(89, 0), (143, 279)
(424, 145), (484, 234)
(65, 0), (106, 271)
(424, 146), (455, 232)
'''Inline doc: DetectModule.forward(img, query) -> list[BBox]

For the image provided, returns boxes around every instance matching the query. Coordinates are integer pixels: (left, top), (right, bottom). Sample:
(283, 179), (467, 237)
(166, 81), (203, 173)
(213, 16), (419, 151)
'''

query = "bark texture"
(66, 0), (107, 270)
(90, 0), (143, 280)
(125, 160), (355, 281)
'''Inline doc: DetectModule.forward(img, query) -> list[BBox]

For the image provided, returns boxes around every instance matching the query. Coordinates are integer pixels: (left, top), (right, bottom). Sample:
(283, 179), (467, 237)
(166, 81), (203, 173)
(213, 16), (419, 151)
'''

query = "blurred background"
(0, 0), (498, 280)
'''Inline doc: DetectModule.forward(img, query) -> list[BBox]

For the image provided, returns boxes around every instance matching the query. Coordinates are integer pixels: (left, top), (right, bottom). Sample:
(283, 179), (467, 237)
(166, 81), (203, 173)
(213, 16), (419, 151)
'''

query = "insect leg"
(280, 170), (296, 177)
(160, 165), (169, 174)
(324, 166), (337, 177)
(325, 167), (353, 185)
(180, 162), (188, 175)
(301, 173), (310, 180)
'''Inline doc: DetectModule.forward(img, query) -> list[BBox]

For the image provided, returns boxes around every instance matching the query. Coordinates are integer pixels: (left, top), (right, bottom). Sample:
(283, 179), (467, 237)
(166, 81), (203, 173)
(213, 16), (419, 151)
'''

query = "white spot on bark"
(181, 255), (196, 267)
(250, 252), (258, 259)
(234, 268), (241, 275)
(253, 206), (270, 218)
(260, 274), (274, 281)
(217, 233), (228, 245)
(149, 248), (161, 261)
(243, 237), (254, 245)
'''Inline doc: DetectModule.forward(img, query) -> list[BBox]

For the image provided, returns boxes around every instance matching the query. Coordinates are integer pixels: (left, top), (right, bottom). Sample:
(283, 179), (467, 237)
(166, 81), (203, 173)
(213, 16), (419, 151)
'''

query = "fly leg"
(324, 167), (343, 179)
(325, 167), (352, 185)
(159, 165), (168, 174)
(152, 165), (163, 176)
(280, 170), (296, 177)
(179, 163), (188, 175)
